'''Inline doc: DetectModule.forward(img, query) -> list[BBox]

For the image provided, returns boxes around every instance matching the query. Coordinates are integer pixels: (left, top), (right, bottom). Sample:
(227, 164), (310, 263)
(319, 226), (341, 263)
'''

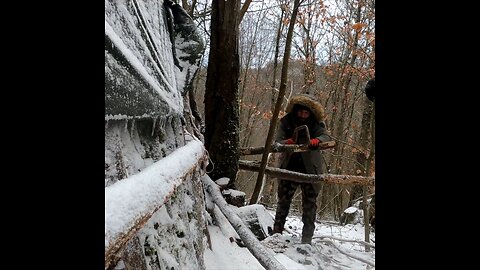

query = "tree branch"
(314, 239), (375, 267)
(249, 0), (302, 205)
(239, 160), (374, 186)
(202, 175), (287, 270)
(239, 0), (253, 23)
(240, 141), (335, 155)
(313, 235), (375, 248)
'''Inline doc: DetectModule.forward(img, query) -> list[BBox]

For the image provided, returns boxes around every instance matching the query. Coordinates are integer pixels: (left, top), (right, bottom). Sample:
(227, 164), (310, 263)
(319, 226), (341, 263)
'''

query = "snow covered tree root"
(313, 238), (375, 267)
(203, 175), (287, 270)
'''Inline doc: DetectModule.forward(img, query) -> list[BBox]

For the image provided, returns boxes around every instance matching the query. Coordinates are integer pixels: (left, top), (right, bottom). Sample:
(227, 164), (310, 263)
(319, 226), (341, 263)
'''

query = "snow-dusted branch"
(203, 175), (287, 270)
(239, 160), (374, 186)
(314, 235), (375, 248)
(105, 140), (207, 270)
(315, 239), (375, 267)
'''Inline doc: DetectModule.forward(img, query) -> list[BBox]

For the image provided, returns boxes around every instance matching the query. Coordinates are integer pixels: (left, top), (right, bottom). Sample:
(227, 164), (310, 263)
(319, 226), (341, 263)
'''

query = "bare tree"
(204, 0), (241, 187)
(249, 0), (303, 205)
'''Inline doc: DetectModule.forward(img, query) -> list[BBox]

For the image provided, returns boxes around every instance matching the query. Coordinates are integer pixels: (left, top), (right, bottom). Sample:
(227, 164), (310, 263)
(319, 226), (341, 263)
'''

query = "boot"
(301, 234), (312, 245)
(271, 223), (284, 235)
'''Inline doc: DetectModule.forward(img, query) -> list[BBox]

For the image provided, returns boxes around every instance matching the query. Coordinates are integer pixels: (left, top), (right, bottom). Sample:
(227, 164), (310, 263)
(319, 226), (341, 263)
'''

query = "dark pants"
(273, 179), (319, 243)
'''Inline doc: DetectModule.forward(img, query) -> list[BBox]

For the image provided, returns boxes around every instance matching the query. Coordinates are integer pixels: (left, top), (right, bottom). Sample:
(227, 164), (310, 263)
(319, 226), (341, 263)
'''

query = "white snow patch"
(344, 206), (358, 214)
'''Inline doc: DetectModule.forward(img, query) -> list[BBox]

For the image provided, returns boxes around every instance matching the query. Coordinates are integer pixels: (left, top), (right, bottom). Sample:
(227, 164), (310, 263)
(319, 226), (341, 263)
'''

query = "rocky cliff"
(105, 0), (205, 268)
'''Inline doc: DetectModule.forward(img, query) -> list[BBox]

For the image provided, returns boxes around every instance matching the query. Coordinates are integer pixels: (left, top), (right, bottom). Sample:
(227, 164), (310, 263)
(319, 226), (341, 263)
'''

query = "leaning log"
(202, 175), (287, 270)
(240, 141), (335, 155)
(239, 160), (374, 186)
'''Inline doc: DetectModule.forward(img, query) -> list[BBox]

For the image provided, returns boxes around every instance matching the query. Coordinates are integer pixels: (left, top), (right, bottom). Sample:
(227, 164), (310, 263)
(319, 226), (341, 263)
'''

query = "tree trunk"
(249, 0), (302, 204)
(270, 4), (285, 111)
(204, 0), (241, 187)
(349, 96), (374, 205)
(332, 1), (363, 175)
(262, 4), (286, 206)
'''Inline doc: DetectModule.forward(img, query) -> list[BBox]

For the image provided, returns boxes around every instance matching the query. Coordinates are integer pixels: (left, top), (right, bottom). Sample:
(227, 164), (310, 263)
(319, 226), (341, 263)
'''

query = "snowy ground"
(204, 210), (375, 270)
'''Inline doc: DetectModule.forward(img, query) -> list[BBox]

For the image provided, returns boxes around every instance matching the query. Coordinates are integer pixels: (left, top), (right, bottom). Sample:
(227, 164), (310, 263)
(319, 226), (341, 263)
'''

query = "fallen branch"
(313, 235), (375, 248)
(240, 141), (335, 155)
(239, 160), (374, 186)
(202, 175), (287, 270)
(314, 239), (375, 267)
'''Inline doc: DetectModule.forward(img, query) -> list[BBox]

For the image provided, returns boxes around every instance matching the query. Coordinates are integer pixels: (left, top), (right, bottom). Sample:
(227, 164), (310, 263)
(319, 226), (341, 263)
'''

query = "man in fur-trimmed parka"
(273, 94), (331, 244)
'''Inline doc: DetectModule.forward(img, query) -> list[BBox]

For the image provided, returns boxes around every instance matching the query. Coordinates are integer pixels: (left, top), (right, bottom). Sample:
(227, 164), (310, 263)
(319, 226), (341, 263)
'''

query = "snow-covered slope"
(203, 203), (375, 270)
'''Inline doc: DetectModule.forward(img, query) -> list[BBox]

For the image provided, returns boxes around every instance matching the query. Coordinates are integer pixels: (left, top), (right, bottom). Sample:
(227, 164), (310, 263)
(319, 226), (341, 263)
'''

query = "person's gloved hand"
(285, 138), (295, 145)
(309, 138), (321, 147)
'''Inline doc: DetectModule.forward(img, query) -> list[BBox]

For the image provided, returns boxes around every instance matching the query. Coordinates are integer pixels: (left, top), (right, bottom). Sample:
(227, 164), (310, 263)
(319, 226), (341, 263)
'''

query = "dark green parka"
(275, 94), (331, 191)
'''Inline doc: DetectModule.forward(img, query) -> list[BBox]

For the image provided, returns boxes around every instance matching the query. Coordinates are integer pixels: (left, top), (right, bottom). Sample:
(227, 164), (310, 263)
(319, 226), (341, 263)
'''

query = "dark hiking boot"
(268, 226), (283, 236)
(301, 235), (312, 245)
(272, 223), (284, 235)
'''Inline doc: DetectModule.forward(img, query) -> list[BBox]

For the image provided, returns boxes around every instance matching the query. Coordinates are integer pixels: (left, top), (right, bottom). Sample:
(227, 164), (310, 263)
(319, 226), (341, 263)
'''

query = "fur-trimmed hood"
(285, 94), (325, 122)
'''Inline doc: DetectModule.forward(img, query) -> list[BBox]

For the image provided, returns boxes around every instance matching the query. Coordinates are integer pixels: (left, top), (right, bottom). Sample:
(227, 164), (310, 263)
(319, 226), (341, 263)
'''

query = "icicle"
(163, 115), (169, 129)
(124, 119), (128, 132)
(159, 115), (167, 131)
(167, 115), (173, 133)
(105, 119), (109, 129)
(151, 116), (157, 137)
(130, 119), (136, 137)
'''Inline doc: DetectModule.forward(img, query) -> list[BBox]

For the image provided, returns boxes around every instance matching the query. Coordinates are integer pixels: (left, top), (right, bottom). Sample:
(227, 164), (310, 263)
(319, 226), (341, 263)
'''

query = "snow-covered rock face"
(105, 0), (182, 119)
(138, 173), (207, 270)
(104, 117), (185, 187)
(105, 0), (205, 268)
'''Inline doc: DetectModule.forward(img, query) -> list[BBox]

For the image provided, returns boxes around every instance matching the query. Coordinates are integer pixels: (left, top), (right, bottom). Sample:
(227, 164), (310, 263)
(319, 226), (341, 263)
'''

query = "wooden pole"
(239, 160), (374, 186)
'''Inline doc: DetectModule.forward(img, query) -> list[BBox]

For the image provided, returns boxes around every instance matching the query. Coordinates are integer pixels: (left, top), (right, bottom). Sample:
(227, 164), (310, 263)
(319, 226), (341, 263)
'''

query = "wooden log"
(240, 141), (335, 155)
(203, 176), (287, 270)
(238, 160), (374, 186)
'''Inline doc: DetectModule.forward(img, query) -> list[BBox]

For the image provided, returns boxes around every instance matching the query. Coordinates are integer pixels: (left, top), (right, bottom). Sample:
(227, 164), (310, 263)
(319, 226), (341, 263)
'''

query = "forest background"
(184, 0), (375, 221)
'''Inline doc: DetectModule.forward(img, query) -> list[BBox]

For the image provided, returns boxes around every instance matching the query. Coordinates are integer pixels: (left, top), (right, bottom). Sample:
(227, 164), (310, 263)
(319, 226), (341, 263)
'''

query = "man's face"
(297, 109), (310, 122)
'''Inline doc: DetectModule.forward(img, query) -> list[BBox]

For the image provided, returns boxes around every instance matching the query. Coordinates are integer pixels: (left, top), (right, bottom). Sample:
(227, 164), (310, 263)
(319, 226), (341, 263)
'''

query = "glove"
(285, 138), (295, 145)
(309, 138), (321, 147)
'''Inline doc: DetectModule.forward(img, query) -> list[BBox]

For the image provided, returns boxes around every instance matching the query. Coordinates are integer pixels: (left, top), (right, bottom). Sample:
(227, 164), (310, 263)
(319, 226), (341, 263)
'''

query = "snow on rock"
(137, 172), (207, 270)
(344, 206), (358, 214)
(167, 2), (205, 94)
(222, 188), (246, 207)
(223, 189), (246, 198)
(234, 204), (274, 241)
(105, 0), (183, 119)
(105, 139), (205, 251)
(105, 0), (206, 268)
(104, 116), (185, 187)
(215, 177), (230, 188)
